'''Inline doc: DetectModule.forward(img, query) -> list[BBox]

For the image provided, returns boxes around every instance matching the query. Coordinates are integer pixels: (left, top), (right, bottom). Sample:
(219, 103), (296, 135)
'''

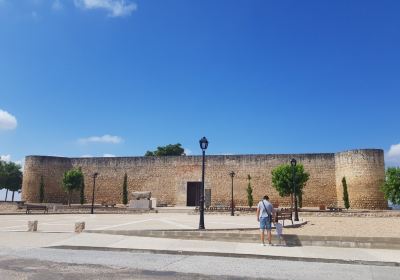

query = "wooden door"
(187, 182), (201, 206)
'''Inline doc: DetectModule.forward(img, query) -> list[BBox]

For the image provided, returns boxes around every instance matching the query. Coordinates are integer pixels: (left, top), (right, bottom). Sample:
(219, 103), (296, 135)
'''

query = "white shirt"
(257, 199), (273, 218)
(275, 222), (283, 236)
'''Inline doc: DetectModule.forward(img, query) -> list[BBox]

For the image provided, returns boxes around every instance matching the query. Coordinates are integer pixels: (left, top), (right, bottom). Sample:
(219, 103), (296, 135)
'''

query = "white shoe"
(261, 243), (266, 246)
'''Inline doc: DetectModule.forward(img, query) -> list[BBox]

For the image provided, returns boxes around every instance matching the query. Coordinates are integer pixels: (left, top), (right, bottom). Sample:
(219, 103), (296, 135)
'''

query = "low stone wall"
(0, 202), (19, 212)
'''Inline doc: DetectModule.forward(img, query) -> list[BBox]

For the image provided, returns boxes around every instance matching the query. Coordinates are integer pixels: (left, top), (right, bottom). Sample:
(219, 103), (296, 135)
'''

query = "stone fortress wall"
(21, 149), (387, 209)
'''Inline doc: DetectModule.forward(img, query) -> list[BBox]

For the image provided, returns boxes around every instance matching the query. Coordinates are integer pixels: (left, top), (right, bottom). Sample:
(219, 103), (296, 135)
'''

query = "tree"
(80, 175), (85, 205)
(145, 143), (185, 156)
(0, 161), (22, 202)
(39, 176), (45, 203)
(0, 161), (5, 200)
(342, 177), (350, 209)
(381, 167), (400, 205)
(271, 164), (310, 205)
(122, 173), (128, 205)
(246, 174), (254, 208)
(62, 167), (84, 206)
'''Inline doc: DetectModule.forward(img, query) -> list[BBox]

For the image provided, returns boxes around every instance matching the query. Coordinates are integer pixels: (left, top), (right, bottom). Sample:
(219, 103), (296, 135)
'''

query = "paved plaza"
(0, 213), (400, 279)
(0, 213), (268, 232)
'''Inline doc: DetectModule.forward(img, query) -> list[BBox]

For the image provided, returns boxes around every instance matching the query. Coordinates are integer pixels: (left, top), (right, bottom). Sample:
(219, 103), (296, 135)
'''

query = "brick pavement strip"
(84, 229), (400, 250)
(46, 245), (400, 267)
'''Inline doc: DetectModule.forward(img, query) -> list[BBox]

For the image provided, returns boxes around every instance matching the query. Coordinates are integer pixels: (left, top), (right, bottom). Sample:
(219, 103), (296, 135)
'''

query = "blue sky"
(1, 0), (400, 179)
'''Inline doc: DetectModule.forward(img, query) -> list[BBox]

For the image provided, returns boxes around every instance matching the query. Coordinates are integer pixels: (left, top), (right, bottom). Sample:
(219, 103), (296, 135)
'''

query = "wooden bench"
(276, 208), (293, 226)
(101, 202), (116, 208)
(104, 203), (116, 208)
(327, 206), (343, 212)
(26, 204), (48, 214)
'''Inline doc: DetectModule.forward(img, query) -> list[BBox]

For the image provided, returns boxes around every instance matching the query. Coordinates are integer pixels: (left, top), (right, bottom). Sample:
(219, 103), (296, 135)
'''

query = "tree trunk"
(68, 191), (71, 206)
(12, 191), (15, 202)
(5, 189), (8, 202)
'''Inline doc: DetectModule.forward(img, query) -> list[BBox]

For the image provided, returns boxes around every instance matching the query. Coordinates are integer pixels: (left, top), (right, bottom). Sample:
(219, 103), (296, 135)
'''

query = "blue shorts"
(259, 217), (271, 231)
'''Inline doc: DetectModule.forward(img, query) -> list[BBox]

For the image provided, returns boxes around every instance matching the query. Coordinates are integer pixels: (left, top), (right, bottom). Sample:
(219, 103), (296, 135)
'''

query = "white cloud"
(52, 0), (63, 11)
(103, 153), (115, 157)
(0, 155), (24, 170)
(184, 148), (192, 156)
(388, 143), (400, 158)
(0, 109), (17, 130)
(81, 154), (93, 157)
(74, 0), (137, 17)
(0, 154), (11, 162)
(386, 143), (400, 166)
(15, 159), (25, 170)
(78, 134), (123, 144)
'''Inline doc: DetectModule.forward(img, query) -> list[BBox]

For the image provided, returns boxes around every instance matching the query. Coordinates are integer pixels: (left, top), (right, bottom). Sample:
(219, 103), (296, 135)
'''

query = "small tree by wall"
(0, 161), (22, 202)
(80, 176), (85, 205)
(62, 167), (84, 206)
(246, 174), (254, 208)
(381, 167), (400, 205)
(122, 173), (128, 205)
(342, 177), (350, 209)
(39, 175), (45, 203)
(271, 163), (310, 206)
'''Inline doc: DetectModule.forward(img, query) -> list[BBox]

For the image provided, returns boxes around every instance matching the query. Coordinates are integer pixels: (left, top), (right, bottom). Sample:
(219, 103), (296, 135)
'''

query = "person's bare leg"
(267, 230), (272, 244)
(260, 230), (265, 244)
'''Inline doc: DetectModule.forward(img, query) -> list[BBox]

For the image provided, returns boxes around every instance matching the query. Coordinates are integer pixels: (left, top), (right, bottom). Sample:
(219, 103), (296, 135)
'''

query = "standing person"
(274, 215), (283, 245)
(256, 195), (274, 246)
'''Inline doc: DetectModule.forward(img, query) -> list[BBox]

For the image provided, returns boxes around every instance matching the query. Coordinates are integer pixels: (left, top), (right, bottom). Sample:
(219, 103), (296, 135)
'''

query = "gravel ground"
(246, 216), (400, 237)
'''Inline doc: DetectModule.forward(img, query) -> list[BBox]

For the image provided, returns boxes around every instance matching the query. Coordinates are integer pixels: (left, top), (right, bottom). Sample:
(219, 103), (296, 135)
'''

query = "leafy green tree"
(342, 177), (350, 209)
(145, 143), (185, 156)
(122, 172), (128, 205)
(246, 174), (254, 208)
(0, 161), (22, 202)
(381, 167), (400, 205)
(0, 161), (5, 200)
(80, 174), (85, 205)
(0, 160), (5, 185)
(62, 167), (84, 206)
(39, 175), (45, 203)
(271, 164), (310, 204)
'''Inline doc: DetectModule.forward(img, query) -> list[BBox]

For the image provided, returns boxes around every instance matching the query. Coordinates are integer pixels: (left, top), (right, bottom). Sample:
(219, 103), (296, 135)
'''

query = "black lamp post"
(91, 172), (99, 214)
(229, 171), (235, 216)
(290, 158), (299, 221)
(199, 137), (208, 230)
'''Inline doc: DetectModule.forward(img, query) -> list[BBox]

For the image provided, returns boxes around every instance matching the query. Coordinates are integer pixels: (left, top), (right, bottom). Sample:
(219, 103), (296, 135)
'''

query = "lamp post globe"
(91, 172), (99, 215)
(199, 137), (208, 230)
(199, 137), (209, 150)
(229, 171), (235, 216)
(290, 158), (299, 221)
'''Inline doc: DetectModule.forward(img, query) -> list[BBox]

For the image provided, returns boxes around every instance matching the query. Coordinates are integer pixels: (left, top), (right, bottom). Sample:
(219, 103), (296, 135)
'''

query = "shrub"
(122, 173), (128, 205)
(39, 175), (45, 203)
(80, 176), (85, 205)
(246, 174), (254, 208)
(342, 177), (350, 209)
